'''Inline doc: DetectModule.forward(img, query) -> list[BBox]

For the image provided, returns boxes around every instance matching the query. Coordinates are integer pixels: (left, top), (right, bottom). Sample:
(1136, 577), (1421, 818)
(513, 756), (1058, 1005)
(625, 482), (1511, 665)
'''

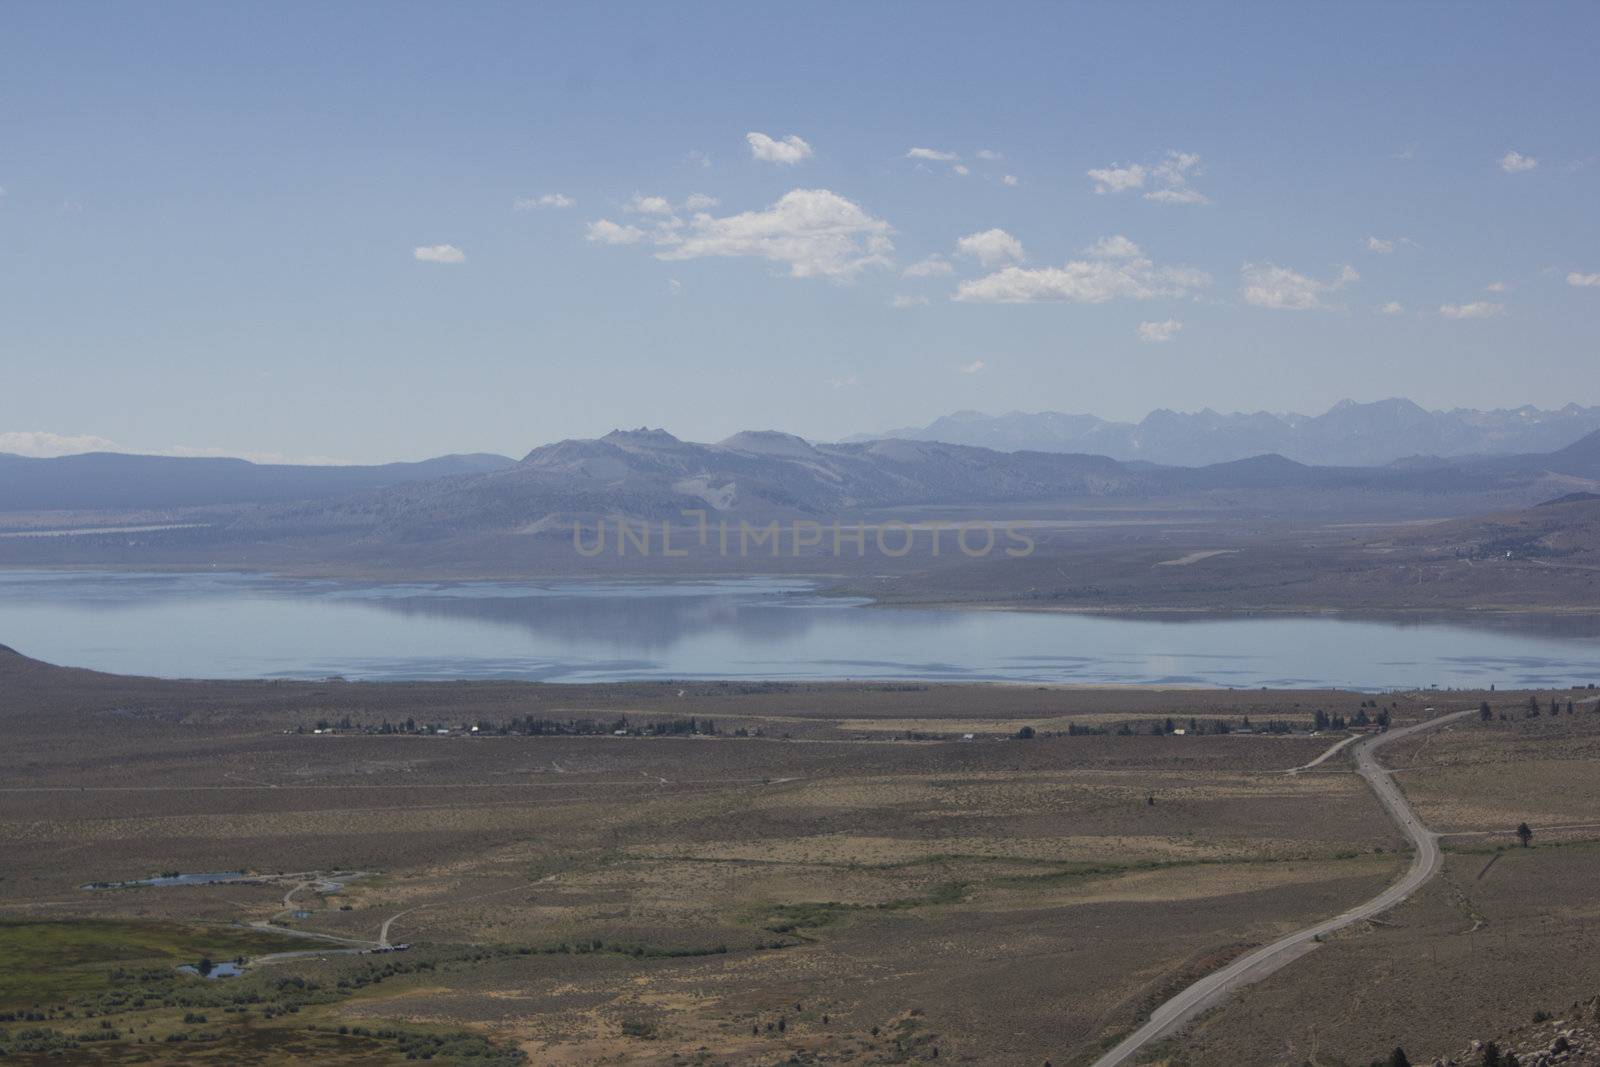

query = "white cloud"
(686, 149), (712, 169)
(891, 294), (930, 308)
(1144, 187), (1209, 205)
(907, 147), (959, 162)
(1001, 174), (1019, 186)
(667, 278), (683, 295)
(952, 164), (971, 176)
(1084, 234), (1142, 259)
(955, 237), (1208, 304)
(1568, 272), (1600, 288)
(652, 188), (893, 280)
(1484, 281), (1508, 293)
(747, 132), (813, 165)
(625, 193), (674, 215)
(1439, 301), (1504, 319)
(975, 149), (1004, 161)
(413, 244), (465, 264)
(1499, 150), (1538, 173)
(956, 228), (1025, 267)
(960, 360), (987, 374)
(1089, 150), (1208, 203)
(1145, 151), (1209, 204)
(1087, 162), (1147, 194)
(1137, 320), (1183, 343)
(1379, 301), (1405, 315)
(683, 193), (719, 210)
(1239, 262), (1358, 310)
(585, 219), (648, 245)
(1366, 235), (1418, 253)
(903, 255), (954, 278)
(828, 375), (859, 389)
(513, 193), (574, 210)
(0, 430), (120, 458)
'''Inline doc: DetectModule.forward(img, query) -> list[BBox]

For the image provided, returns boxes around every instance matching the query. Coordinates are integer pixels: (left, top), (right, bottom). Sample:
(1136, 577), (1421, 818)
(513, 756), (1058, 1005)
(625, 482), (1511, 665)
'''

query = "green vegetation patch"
(0, 920), (302, 1009)
(762, 881), (967, 934)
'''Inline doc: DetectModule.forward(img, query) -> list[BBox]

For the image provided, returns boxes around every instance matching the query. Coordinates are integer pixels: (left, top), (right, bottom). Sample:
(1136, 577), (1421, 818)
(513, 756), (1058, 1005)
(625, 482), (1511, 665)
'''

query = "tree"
(1480, 701), (1493, 722)
(1014, 725), (1035, 740)
(1517, 822), (1533, 848)
(1527, 695), (1542, 718)
(1480, 1041), (1502, 1067)
(1390, 1047), (1412, 1067)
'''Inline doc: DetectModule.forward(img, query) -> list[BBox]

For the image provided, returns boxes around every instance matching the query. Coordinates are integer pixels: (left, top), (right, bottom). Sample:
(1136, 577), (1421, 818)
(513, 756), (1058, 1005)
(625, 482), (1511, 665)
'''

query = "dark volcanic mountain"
(858, 399), (1600, 467)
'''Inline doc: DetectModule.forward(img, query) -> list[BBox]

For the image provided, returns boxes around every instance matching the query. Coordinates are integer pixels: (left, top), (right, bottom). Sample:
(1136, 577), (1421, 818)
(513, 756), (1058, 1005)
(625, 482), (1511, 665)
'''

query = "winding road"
(1090, 708), (1476, 1067)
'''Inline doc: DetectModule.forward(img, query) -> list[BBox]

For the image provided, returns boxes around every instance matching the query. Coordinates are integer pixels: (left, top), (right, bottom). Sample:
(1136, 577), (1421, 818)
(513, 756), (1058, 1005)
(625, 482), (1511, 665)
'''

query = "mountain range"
(853, 399), (1600, 467)
(0, 451), (515, 512)
(206, 424), (1600, 547)
(5, 422), (1600, 568)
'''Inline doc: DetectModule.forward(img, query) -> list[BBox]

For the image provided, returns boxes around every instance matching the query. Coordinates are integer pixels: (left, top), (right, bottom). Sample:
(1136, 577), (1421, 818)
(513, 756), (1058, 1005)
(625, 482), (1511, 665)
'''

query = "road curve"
(1090, 708), (1476, 1067)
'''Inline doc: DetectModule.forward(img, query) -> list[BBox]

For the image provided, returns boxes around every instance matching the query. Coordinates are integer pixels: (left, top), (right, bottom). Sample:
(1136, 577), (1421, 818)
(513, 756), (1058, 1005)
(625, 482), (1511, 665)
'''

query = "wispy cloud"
(1137, 320), (1183, 343)
(0, 430), (344, 465)
(1088, 150), (1209, 204)
(1499, 150), (1538, 173)
(955, 236), (1208, 304)
(1568, 271), (1600, 288)
(624, 193), (674, 215)
(891, 294), (930, 308)
(1379, 301), (1405, 315)
(747, 132), (813, 165)
(513, 193), (574, 210)
(960, 359), (987, 374)
(902, 255), (953, 278)
(1240, 262), (1358, 310)
(1087, 162), (1146, 195)
(413, 244), (465, 264)
(0, 430), (120, 458)
(1439, 301), (1504, 319)
(906, 147), (959, 162)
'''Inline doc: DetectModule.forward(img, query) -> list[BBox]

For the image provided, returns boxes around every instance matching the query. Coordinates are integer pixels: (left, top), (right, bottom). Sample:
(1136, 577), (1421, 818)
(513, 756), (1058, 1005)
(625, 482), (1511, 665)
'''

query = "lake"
(1, 570), (1598, 690)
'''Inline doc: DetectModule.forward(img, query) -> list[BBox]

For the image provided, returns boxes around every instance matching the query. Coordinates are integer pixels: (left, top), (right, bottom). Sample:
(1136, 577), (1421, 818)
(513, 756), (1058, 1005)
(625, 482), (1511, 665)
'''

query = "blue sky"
(2, 2), (1597, 463)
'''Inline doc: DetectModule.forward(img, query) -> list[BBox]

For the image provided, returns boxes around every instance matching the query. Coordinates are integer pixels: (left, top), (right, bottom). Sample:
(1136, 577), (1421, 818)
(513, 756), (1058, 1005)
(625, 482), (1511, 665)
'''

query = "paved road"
(1090, 708), (1477, 1067)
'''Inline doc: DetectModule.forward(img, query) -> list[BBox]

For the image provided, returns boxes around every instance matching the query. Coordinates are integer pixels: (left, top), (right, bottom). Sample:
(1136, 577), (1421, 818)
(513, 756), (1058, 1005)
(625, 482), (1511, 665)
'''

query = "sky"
(2, 2), (1598, 464)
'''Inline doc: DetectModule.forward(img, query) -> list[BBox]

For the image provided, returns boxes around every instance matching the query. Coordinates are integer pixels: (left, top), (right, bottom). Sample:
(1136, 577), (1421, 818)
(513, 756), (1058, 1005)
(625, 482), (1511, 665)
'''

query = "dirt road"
(1090, 708), (1476, 1067)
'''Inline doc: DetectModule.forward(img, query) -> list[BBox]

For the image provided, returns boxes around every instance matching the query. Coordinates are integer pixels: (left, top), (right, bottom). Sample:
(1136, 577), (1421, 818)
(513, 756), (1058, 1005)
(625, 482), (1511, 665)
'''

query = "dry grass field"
(3, 647), (1598, 1065)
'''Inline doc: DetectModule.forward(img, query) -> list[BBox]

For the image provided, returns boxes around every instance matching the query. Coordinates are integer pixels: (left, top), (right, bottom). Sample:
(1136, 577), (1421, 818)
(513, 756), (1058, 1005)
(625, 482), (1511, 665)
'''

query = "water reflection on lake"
(2, 570), (1598, 690)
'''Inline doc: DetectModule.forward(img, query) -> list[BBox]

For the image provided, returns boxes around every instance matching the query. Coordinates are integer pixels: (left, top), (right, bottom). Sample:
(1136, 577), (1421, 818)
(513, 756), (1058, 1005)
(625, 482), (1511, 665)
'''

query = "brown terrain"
(3, 646), (1599, 1065)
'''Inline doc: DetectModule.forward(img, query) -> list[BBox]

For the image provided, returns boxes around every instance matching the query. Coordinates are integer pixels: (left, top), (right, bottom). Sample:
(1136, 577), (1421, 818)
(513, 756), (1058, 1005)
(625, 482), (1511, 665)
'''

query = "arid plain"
(4, 646), (1598, 1065)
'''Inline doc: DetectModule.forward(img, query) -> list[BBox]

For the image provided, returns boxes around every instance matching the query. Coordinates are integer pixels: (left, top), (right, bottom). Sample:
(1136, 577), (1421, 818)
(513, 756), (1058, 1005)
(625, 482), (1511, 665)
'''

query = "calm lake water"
(1, 570), (1598, 690)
